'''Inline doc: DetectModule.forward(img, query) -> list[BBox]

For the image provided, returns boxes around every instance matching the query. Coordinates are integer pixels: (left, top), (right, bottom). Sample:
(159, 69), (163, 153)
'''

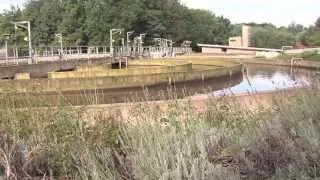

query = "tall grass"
(0, 85), (319, 179)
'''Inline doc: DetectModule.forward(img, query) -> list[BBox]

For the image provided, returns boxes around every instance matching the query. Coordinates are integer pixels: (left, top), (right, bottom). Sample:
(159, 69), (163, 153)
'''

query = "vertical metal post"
(5, 40), (8, 64)
(60, 36), (63, 55)
(15, 47), (18, 64)
(27, 21), (32, 64)
(55, 33), (63, 58)
(126, 33), (130, 54)
(126, 31), (134, 56)
(12, 21), (33, 64)
(110, 29), (113, 57)
(121, 38), (125, 55)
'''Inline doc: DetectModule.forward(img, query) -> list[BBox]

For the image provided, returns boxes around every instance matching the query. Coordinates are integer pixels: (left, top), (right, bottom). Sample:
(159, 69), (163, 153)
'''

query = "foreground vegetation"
(0, 86), (320, 179)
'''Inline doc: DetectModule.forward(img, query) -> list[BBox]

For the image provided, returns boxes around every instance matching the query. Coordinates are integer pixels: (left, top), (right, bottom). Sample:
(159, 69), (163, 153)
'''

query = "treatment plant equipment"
(1, 24), (192, 65)
(0, 58), (243, 92)
(0, 57), (243, 105)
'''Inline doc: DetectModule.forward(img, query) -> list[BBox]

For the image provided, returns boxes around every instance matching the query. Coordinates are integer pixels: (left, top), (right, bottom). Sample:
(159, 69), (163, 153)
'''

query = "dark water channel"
(1, 64), (317, 107)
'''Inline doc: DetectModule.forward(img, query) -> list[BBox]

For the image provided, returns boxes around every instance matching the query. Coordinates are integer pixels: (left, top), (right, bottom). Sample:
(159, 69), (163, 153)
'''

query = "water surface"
(212, 64), (312, 96)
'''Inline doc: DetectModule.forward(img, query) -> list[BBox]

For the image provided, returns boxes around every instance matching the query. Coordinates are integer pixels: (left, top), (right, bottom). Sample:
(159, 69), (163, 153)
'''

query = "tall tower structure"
(242, 24), (251, 48)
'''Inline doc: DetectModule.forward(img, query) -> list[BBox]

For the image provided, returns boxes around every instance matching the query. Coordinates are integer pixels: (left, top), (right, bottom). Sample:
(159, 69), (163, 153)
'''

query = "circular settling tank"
(0, 59), (243, 93)
(0, 58), (243, 106)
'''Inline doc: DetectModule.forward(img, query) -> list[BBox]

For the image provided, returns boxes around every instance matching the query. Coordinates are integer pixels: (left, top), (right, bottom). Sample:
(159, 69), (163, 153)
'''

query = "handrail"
(290, 57), (303, 67)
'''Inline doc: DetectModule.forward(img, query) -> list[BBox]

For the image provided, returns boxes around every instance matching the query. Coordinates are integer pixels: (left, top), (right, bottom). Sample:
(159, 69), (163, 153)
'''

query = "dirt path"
(81, 88), (301, 123)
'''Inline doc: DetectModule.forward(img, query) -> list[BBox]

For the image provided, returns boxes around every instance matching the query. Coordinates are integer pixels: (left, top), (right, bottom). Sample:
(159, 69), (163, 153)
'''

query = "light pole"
(153, 38), (161, 46)
(138, 33), (146, 56)
(12, 21), (32, 64)
(2, 34), (10, 64)
(5, 39), (8, 64)
(182, 40), (192, 54)
(110, 29), (122, 57)
(139, 33), (146, 44)
(121, 38), (125, 50)
(126, 31), (134, 54)
(55, 33), (63, 57)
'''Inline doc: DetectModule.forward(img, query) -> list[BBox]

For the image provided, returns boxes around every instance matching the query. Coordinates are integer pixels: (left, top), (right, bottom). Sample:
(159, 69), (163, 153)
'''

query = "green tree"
(183, 9), (232, 49)
(298, 17), (320, 46)
(0, 7), (26, 47)
(23, 0), (63, 45)
(251, 25), (296, 48)
(288, 22), (305, 35)
(0, 0), (238, 48)
(57, 0), (87, 45)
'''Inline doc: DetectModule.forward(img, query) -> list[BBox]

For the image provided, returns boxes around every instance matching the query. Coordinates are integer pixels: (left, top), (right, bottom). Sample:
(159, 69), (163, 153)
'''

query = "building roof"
(197, 44), (283, 52)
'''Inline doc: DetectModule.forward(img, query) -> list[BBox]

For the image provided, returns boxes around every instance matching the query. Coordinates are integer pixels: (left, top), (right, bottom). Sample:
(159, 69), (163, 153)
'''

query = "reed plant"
(0, 85), (319, 179)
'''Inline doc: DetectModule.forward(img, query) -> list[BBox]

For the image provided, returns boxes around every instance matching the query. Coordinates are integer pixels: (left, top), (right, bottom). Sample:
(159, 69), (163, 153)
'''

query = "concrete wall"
(227, 25), (251, 48)
(0, 63), (243, 93)
(202, 47), (225, 54)
(227, 49), (256, 55)
(242, 24), (251, 48)
(14, 73), (30, 80)
(0, 58), (110, 79)
(48, 61), (193, 79)
(201, 47), (256, 55)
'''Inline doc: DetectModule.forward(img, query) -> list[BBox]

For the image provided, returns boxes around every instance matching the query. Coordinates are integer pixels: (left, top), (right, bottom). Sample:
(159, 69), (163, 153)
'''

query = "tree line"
(0, 0), (319, 49)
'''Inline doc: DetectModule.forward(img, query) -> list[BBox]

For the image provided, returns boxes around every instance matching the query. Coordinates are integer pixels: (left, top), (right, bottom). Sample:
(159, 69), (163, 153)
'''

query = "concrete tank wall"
(0, 64), (243, 93)
(0, 58), (110, 79)
(48, 61), (193, 79)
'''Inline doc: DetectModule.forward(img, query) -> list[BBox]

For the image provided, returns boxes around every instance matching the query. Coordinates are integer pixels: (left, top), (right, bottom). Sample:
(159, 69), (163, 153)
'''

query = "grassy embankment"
(279, 51), (320, 61)
(0, 85), (320, 179)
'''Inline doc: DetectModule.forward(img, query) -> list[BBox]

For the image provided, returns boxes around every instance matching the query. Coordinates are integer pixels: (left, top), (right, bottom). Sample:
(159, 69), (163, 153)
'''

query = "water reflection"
(213, 65), (312, 96)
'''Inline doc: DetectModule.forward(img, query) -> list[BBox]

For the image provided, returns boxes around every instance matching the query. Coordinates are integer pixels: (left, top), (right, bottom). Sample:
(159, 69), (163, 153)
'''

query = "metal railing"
(0, 45), (192, 65)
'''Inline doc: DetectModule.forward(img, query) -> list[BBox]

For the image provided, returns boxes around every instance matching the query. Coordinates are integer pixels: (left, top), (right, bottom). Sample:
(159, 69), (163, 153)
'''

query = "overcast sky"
(1, 0), (319, 27)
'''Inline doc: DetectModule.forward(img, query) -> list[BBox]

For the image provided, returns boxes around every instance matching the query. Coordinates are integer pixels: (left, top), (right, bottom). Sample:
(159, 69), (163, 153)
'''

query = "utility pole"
(12, 21), (32, 64)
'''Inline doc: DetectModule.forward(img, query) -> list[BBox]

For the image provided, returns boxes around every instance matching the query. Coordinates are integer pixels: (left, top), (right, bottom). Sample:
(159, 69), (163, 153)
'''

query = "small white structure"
(256, 51), (281, 59)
